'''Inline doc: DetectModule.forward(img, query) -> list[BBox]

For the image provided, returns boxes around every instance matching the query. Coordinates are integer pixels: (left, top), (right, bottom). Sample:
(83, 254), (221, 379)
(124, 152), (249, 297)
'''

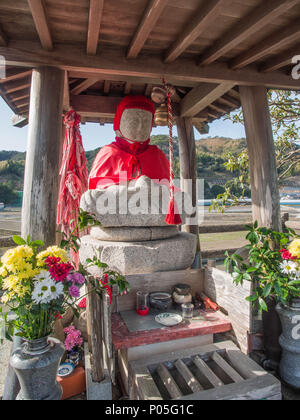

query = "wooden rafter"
(180, 83), (235, 118)
(71, 78), (100, 95)
(218, 94), (240, 109)
(209, 102), (230, 115)
(10, 88), (31, 101)
(0, 69), (32, 84)
(1, 41), (300, 90)
(199, 0), (300, 66)
(261, 45), (300, 72)
(87, 0), (104, 55)
(28, 0), (53, 51)
(5, 79), (31, 94)
(165, 0), (227, 63)
(127, 0), (168, 59)
(231, 21), (300, 69)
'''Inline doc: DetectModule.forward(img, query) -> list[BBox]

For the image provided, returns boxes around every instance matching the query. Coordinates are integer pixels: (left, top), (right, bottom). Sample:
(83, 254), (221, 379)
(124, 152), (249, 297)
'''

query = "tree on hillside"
(0, 183), (18, 204)
(211, 90), (300, 212)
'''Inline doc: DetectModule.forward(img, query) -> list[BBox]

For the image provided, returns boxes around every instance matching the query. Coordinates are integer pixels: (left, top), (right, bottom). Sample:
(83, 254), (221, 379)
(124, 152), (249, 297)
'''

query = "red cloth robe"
(89, 137), (170, 189)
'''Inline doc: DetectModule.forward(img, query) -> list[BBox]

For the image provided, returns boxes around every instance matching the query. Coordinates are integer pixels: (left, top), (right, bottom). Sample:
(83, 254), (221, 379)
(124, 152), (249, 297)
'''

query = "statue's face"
(118, 109), (153, 142)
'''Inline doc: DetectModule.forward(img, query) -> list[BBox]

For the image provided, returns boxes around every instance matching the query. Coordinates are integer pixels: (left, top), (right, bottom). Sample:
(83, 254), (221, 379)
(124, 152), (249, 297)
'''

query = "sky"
(0, 98), (246, 152)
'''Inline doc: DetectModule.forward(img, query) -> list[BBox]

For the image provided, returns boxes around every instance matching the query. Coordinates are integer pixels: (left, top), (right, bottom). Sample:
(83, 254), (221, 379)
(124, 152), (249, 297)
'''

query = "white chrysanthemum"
(280, 260), (298, 276)
(32, 271), (64, 305)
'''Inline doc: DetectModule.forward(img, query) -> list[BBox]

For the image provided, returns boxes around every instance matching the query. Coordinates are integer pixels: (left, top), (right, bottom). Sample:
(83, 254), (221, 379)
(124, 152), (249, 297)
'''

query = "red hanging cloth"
(57, 110), (88, 237)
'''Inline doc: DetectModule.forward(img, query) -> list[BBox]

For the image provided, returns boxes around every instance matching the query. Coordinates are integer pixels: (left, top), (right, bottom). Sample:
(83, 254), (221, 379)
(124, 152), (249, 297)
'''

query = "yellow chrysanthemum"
(1, 291), (14, 304)
(37, 246), (68, 267)
(0, 266), (8, 277)
(288, 239), (300, 259)
(1, 246), (34, 274)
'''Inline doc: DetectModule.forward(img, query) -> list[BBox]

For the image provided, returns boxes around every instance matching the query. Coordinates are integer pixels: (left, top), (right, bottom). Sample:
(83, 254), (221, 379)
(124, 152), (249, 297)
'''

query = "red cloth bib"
(89, 137), (170, 189)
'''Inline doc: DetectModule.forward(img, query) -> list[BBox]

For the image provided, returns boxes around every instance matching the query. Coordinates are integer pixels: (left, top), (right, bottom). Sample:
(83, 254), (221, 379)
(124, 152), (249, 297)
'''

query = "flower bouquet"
(0, 236), (86, 341)
(225, 223), (300, 311)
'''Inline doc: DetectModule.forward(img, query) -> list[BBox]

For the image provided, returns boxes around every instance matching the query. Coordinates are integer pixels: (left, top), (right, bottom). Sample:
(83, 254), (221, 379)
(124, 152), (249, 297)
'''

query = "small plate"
(155, 313), (183, 327)
(57, 362), (74, 377)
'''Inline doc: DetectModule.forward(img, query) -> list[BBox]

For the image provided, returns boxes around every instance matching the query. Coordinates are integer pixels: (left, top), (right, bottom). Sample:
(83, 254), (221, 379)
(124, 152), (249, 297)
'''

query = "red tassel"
(165, 197), (182, 225)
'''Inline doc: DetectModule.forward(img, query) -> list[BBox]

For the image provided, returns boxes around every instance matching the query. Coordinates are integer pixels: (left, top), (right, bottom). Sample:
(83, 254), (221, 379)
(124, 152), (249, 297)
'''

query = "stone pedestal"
(80, 232), (197, 276)
(79, 176), (197, 276)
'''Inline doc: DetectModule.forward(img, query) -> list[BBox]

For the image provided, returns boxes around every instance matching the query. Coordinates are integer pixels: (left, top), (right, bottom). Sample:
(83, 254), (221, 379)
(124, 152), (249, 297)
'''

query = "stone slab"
(79, 232), (197, 275)
(80, 176), (194, 227)
(90, 226), (179, 242)
(84, 343), (112, 401)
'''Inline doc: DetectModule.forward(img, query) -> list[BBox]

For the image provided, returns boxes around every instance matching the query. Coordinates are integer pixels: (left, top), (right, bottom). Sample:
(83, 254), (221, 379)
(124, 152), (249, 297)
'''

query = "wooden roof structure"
(0, 0), (299, 128)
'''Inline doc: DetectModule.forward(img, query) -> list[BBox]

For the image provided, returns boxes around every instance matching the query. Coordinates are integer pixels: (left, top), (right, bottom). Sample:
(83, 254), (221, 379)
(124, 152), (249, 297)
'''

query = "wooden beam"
(199, 0), (300, 66)
(232, 21), (300, 69)
(28, 0), (53, 51)
(1, 41), (300, 90)
(87, 0), (104, 55)
(70, 94), (122, 118)
(165, 0), (227, 63)
(260, 45), (300, 73)
(10, 88), (31, 101)
(180, 83), (234, 117)
(71, 78), (100, 95)
(127, 0), (168, 59)
(239, 85), (281, 231)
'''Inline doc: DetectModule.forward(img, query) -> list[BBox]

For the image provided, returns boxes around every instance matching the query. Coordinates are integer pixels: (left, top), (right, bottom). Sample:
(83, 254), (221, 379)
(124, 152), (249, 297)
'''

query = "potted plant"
(0, 237), (86, 400)
(225, 223), (300, 389)
(64, 325), (84, 367)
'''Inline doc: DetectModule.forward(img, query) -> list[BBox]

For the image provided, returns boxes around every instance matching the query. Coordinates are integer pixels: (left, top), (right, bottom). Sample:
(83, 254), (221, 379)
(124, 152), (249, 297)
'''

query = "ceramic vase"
(276, 299), (300, 389)
(10, 336), (65, 400)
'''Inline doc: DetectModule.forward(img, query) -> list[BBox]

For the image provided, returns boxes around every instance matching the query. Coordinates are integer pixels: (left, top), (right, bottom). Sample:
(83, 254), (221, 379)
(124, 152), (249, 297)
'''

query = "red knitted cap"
(113, 95), (155, 131)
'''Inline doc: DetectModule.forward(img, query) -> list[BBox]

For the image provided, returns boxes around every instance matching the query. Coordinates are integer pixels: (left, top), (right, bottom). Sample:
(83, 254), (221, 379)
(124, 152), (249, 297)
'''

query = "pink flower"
(64, 326), (83, 351)
(46, 258), (74, 282)
(279, 249), (297, 261)
(78, 298), (86, 309)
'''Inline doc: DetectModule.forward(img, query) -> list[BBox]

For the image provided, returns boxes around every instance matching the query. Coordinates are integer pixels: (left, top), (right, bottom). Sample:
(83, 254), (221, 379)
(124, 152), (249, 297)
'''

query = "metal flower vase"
(276, 299), (300, 389)
(10, 336), (65, 400)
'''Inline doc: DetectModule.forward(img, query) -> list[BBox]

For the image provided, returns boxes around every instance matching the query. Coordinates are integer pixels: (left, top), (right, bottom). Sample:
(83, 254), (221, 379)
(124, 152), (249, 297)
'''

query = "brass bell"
(155, 103), (169, 126)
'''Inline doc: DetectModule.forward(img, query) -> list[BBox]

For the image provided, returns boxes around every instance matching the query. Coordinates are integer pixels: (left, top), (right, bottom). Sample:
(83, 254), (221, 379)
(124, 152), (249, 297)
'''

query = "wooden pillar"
(239, 86), (281, 231)
(21, 67), (64, 245)
(177, 117), (201, 260)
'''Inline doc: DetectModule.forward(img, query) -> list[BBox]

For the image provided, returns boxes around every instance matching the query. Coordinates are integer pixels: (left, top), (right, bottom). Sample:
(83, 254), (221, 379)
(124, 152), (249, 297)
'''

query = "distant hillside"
(0, 135), (297, 200)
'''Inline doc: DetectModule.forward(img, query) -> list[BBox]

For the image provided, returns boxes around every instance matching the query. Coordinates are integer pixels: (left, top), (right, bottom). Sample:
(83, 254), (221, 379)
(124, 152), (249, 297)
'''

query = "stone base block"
(79, 233), (197, 275)
(90, 226), (178, 242)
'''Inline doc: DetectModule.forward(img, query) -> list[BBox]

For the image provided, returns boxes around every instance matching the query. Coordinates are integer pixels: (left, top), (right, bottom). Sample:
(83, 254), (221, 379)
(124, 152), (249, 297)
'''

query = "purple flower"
(69, 285), (80, 298)
(72, 272), (85, 285)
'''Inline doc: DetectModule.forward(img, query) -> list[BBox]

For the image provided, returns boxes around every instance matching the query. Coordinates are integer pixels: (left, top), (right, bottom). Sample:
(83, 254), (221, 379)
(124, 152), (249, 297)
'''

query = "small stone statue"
(89, 95), (171, 190)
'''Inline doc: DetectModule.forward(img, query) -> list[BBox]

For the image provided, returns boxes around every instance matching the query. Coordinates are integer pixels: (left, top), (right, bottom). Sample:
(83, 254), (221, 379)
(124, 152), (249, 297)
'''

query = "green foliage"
(0, 183), (18, 204)
(225, 223), (299, 313)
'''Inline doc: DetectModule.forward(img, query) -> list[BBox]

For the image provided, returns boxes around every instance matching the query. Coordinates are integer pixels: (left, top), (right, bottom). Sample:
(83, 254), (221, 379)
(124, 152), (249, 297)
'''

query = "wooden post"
(21, 67), (64, 245)
(239, 86), (281, 232)
(86, 279), (105, 382)
(177, 117), (201, 262)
